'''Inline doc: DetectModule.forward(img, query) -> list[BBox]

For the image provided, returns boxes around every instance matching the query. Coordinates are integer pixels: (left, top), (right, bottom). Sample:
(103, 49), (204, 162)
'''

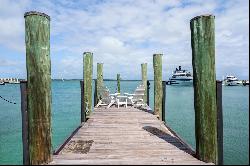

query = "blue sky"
(0, 0), (249, 80)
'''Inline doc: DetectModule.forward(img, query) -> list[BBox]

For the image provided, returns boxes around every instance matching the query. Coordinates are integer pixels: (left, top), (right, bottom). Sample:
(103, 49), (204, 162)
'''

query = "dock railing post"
(147, 80), (150, 106)
(83, 52), (93, 117)
(96, 63), (103, 106)
(24, 11), (52, 164)
(94, 79), (97, 106)
(20, 81), (29, 165)
(162, 81), (166, 122)
(141, 63), (147, 104)
(153, 54), (163, 120)
(117, 74), (121, 93)
(80, 80), (86, 123)
(190, 14), (217, 163)
(216, 80), (223, 165)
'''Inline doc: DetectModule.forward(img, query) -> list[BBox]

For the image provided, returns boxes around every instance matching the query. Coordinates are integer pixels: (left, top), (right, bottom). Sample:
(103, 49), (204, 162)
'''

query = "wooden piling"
(216, 80), (223, 165)
(94, 79), (97, 106)
(153, 54), (163, 120)
(141, 63), (147, 104)
(147, 80), (150, 106)
(83, 52), (93, 117)
(20, 81), (29, 165)
(162, 81), (166, 122)
(190, 14), (217, 163)
(117, 74), (121, 93)
(97, 63), (103, 105)
(24, 11), (52, 164)
(80, 80), (86, 122)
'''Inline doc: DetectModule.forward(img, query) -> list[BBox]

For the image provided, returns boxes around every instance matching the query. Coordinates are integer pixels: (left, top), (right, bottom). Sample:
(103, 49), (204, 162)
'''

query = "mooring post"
(117, 74), (121, 93)
(83, 52), (93, 117)
(141, 63), (147, 104)
(96, 63), (104, 105)
(20, 81), (29, 165)
(94, 79), (97, 106)
(216, 80), (223, 165)
(162, 81), (166, 122)
(80, 80), (86, 123)
(24, 11), (52, 164)
(147, 80), (150, 106)
(153, 54), (163, 120)
(190, 14), (217, 163)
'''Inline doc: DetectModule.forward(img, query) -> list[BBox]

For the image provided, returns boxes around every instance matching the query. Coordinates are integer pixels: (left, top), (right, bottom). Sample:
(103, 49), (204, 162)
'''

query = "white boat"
(168, 66), (193, 86)
(0, 82), (5, 85)
(223, 75), (242, 86)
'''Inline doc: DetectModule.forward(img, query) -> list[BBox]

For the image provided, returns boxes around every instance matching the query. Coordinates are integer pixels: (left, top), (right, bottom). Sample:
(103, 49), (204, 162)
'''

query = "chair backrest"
(134, 84), (145, 95)
(99, 85), (112, 103)
(132, 84), (145, 101)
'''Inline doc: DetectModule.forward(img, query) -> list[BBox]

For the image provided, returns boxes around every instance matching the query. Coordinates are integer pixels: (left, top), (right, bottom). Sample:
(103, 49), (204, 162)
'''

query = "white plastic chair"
(116, 95), (128, 108)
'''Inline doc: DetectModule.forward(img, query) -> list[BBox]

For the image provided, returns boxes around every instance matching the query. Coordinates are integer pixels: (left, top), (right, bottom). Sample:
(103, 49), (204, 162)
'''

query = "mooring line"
(0, 95), (17, 104)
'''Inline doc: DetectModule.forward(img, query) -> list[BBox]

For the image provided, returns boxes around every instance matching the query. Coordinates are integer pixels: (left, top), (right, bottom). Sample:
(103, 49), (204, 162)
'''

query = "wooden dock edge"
(53, 124), (83, 155)
(139, 105), (196, 157)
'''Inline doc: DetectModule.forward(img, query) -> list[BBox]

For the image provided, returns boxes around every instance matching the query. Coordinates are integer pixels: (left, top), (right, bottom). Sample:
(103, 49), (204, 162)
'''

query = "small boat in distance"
(0, 81), (5, 85)
(167, 66), (193, 86)
(223, 75), (242, 86)
(243, 80), (249, 86)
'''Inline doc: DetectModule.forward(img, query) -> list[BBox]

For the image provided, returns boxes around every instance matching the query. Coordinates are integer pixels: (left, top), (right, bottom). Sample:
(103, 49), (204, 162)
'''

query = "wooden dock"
(50, 107), (212, 165)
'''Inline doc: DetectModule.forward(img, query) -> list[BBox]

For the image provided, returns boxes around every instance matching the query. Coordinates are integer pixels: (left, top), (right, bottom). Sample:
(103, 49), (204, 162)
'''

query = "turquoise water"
(0, 80), (249, 165)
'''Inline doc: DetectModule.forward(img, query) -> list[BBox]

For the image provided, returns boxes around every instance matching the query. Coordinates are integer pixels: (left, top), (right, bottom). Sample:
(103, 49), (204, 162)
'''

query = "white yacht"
(168, 66), (193, 86)
(223, 75), (242, 86)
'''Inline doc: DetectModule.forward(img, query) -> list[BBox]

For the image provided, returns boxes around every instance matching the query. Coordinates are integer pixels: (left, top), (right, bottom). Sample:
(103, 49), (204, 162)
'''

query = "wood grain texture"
(153, 54), (163, 120)
(24, 11), (52, 164)
(50, 107), (212, 165)
(141, 63), (147, 104)
(83, 52), (93, 117)
(96, 63), (103, 105)
(190, 15), (217, 164)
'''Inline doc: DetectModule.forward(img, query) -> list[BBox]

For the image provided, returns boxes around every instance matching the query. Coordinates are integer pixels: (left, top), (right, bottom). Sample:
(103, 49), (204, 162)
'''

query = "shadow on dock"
(142, 126), (194, 156)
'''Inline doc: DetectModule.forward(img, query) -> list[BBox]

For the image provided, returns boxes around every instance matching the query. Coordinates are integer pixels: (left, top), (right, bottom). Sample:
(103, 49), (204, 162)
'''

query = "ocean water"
(0, 80), (249, 165)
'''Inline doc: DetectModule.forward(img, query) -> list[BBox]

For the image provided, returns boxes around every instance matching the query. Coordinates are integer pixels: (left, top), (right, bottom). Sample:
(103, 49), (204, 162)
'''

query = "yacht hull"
(168, 79), (193, 86)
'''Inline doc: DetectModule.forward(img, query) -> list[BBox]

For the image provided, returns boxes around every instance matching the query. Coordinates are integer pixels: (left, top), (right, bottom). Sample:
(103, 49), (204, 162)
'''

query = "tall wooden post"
(162, 81), (166, 122)
(216, 80), (223, 165)
(117, 74), (121, 93)
(190, 15), (217, 163)
(94, 79), (97, 106)
(153, 54), (163, 120)
(147, 80), (150, 106)
(80, 80), (86, 122)
(141, 63), (147, 104)
(83, 52), (93, 117)
(24, 11), (52, 164)
(20, 81), (29, 165)
(96, 63), (103, 105)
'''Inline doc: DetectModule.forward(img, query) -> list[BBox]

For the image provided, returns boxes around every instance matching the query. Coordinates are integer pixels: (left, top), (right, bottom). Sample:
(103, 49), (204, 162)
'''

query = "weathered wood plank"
(83, 52), (93, 117)
(153, 54), (163, 120)
(190, 14), (217, 164)
(51, 107), (211, 165)
(24, 11), (52, 165)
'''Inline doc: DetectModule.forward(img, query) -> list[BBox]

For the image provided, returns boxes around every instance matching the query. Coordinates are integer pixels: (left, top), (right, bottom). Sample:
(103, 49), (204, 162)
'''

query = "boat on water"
(242, 80), (249, 86)
(223, 75), (242, 86)
(167, 66), (193, 86)
(0, 78), (20, 84)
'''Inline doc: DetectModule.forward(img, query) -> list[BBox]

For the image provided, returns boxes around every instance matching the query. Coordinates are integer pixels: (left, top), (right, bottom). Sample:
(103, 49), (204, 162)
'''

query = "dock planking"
(51, 107), (212, 165)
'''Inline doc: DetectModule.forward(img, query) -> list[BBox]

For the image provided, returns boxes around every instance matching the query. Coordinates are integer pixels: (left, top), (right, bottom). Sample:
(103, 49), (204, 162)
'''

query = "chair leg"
(95, 100), (102, 108)
(107, 100), (115, 108)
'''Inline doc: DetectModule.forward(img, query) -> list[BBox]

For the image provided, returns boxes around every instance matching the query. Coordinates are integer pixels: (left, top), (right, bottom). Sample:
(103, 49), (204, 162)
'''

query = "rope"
(0, 95), (17, 104)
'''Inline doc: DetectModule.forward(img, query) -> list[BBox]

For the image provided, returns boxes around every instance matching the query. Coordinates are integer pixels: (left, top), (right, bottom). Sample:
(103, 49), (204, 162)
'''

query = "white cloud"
(0, 0), (248, 79)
